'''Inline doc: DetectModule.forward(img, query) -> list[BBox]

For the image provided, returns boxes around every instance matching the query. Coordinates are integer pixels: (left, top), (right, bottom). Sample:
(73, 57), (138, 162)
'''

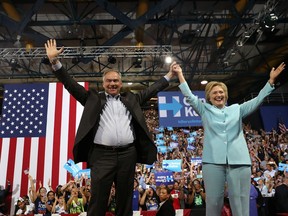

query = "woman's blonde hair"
(205, 81), (228, 104)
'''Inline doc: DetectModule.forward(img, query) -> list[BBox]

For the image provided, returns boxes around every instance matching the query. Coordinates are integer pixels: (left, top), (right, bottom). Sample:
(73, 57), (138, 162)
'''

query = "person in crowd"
(275, 173), (284, 187)
(44, 38), (176, 216)
(60, 180), (76, 203)
(139, 187), (159, 211)
(257, 178), (268, 197)
(186, 179), (206, 209)
(15, 197), (33, 215)
(67, 187), (86, 214)
(172, 61), (286, 216)
(45, 191), (55, 215)
(156, 186), (175, 216)
(0, 180), (10, 215)
(273, 169), (288, 214)
(51, 193), (67, 214)
(82, 186), (91, 212)
(250, 179), (263, 216)
(170, 181), (184, 210)
(263, 161), (277, 181)
(132, 178), (141, 211)
(54, 185), (63, 197)
(33, 187), (50, 215)
(265, 179), (275, 197)
(107, 184), (116, 213)
(140, 172), (157, 191)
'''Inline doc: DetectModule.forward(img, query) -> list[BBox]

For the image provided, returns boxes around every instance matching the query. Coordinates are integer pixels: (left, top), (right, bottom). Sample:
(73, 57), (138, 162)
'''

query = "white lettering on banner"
(178, 120), (202, 124)
(158, 96), (167, 117)
(185, 107), (199, 116)
(183, 97), (205, 106)
(157, 175), (169, 183)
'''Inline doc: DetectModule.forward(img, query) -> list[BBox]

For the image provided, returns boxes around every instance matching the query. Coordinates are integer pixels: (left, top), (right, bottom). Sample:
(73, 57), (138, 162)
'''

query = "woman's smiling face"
(209, 85), (226, 108)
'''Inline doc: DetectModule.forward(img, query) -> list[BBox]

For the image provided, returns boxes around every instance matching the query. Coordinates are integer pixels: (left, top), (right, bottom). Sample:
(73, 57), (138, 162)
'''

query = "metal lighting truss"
(0, 45), (172, 60)
(224, 0), (278, 62)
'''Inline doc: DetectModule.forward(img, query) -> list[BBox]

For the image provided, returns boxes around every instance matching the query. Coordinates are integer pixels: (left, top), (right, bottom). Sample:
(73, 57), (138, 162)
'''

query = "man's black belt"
(93, 143), (134, 151)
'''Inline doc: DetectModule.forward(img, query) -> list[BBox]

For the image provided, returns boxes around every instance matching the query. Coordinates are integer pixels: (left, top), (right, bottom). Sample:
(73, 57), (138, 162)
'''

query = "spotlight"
(10, 59), (18, 67)
(14, 35), (22, 48)
(260, 12), (278, 32)
(41, 57), (50, 65)
(10, 58), (19, 71)
(108, 56), (116, 64)
(201, 80), (208, 85)
(133, 57), (142, 68)
(165, 56), (172, 64)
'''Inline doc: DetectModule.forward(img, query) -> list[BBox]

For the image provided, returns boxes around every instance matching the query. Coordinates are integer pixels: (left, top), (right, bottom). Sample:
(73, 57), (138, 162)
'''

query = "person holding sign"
(172, 61), (286, 216)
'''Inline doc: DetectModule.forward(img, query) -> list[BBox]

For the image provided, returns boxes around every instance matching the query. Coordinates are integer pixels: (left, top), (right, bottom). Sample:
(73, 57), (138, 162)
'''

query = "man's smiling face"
(103, 71), (122, 96)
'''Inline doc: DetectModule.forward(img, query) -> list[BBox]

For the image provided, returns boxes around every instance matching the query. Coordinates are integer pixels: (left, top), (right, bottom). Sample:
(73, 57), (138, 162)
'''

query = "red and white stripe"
(0, 82), (88, 214)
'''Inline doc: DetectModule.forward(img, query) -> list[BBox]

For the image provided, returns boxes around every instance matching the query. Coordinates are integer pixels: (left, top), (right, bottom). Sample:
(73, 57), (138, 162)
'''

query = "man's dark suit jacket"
(156, 199), (175, 216)
(53, 67), (170, 165)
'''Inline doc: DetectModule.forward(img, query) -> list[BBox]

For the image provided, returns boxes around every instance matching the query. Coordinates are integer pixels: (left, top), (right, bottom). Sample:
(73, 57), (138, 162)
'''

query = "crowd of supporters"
(1, 109), (287, 216)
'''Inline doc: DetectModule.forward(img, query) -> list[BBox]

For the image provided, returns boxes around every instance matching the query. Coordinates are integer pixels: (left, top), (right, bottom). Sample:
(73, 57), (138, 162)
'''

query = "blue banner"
(162, 159), (182, 172)
(155, 171), (174, 186)
(158, 91), (205, 127)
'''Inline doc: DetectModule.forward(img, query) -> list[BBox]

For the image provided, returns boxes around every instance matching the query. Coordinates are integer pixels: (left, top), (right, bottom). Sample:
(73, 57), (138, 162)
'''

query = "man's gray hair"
(102, 70), (122, 81)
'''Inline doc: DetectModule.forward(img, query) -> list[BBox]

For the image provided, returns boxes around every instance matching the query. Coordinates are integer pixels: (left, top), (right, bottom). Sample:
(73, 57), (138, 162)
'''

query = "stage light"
(108, 56), (116, 64)
(260, 12), (278, 32)
(10, 58), (19, 71)
(201, 80), (208, 85)
(41, 57), (50, 65)
(14, 35), (22, 48)
(133, 57), (142, 68)
(165, 56), (172, 64)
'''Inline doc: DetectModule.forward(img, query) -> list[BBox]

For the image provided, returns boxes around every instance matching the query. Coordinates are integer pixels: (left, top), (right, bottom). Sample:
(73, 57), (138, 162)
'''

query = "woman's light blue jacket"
(179, 82), (274, 165)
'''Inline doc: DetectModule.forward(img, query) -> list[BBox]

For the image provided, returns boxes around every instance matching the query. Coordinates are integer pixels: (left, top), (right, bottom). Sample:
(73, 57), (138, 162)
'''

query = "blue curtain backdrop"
(260, 105), (288, 131)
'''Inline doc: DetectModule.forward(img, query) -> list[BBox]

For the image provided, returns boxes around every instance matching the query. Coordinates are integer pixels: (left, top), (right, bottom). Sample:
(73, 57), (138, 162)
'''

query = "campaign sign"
(155, 171), (174, 186)
(76, 169), (91, 179)
(156, 139), (165, 146)
(278, 162), (288, 172)
(64, 159), (81, 177)
(170, 142), (179, 148)
(158, 91), (205, 127)
(191, 157), (202, 165)
(187, 143), (195, 151)
(162, 159), (182, 172)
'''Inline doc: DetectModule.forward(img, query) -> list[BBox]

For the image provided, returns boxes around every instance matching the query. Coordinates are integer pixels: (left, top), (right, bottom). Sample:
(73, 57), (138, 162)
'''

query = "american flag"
(279, 122), (287, 134)
(0, 82), (88, 214)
